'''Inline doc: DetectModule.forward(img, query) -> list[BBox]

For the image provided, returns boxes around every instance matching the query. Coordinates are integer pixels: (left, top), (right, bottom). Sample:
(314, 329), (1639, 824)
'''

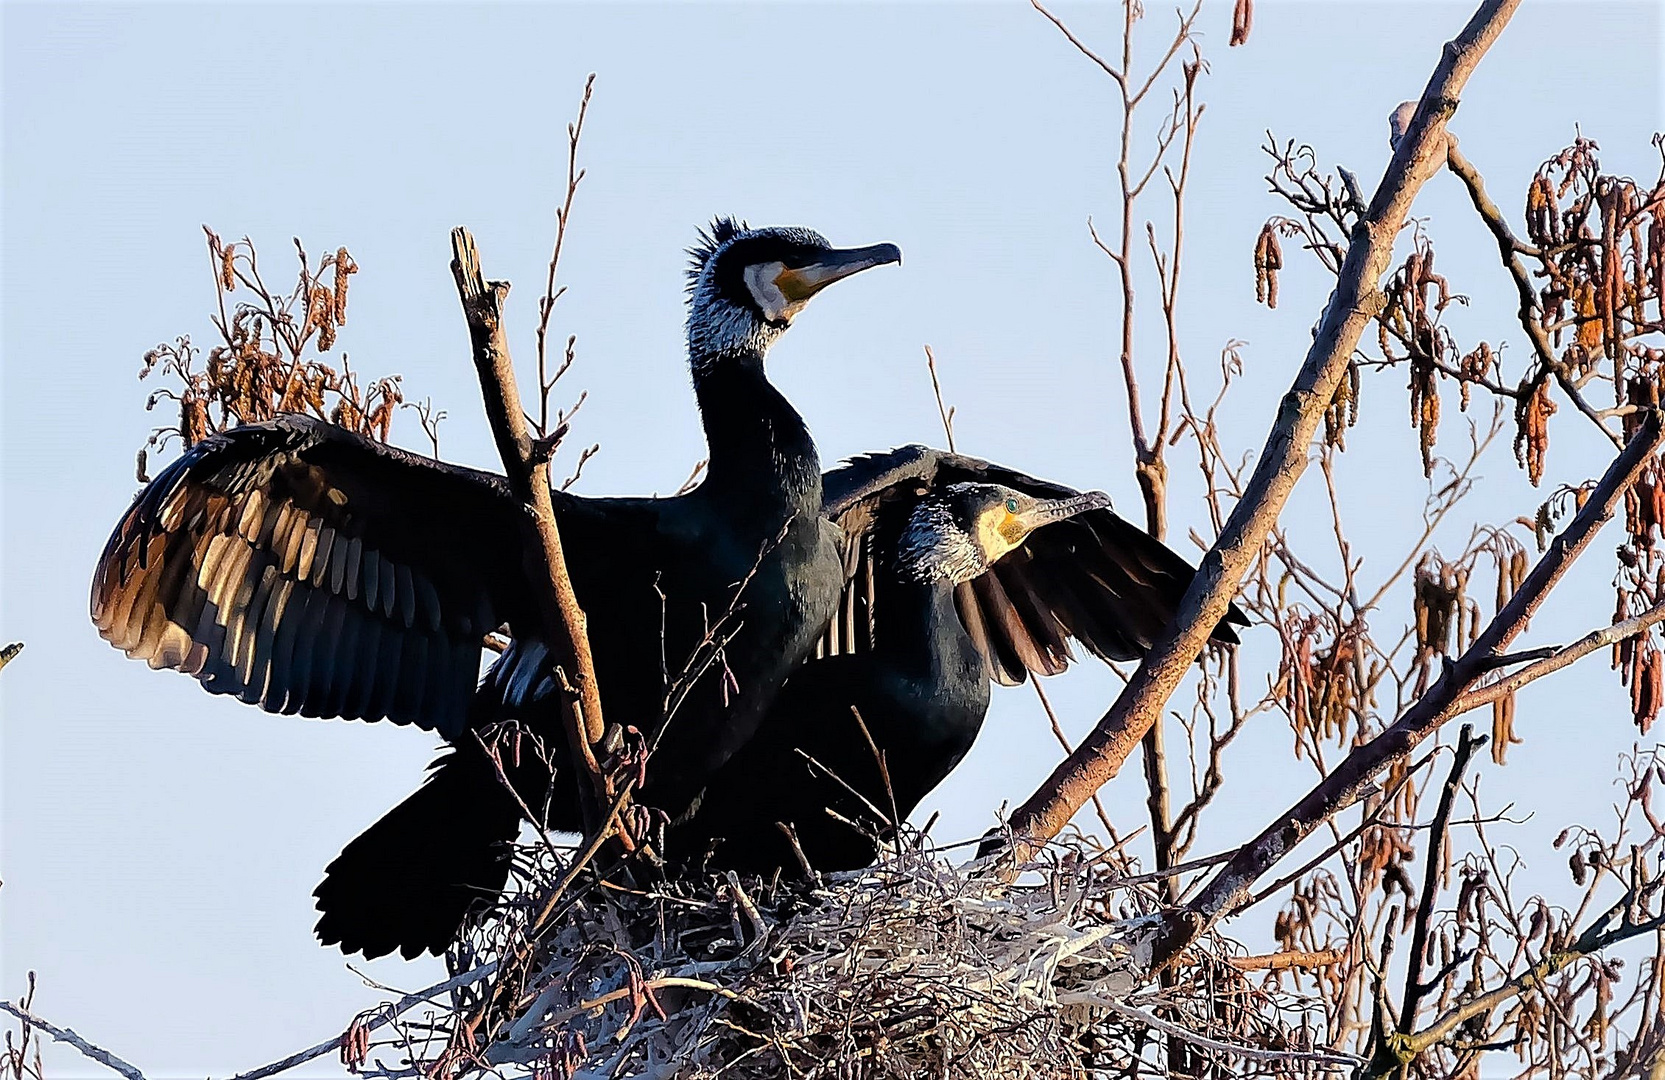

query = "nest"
(417, 831), (1354, 1080)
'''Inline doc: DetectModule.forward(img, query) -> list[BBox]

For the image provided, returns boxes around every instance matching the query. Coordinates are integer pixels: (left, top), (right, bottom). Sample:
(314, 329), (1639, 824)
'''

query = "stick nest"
(423, 833), (1346, 1080)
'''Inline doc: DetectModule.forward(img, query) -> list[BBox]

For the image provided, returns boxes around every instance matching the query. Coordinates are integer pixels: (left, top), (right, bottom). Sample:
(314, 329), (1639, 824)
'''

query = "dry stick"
(923, 345), (956, 453)
(0, 1001), (145, 1080)
(1397, 724), (1486, 1037)
(1226, 946), (1346, 973)
(1155, 410), (1665, 971)
(449, 226), (613, 835)
(1002, 0), (1523, 866)
(216, 962), (498, 1080)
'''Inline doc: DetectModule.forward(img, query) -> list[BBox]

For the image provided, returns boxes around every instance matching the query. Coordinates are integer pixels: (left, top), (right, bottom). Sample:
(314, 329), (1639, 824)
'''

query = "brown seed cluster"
(1513, 379), (1558, 486)
(1276, 613), (1367, 753)
(1252, 222), (1283, 308)
(1520, 138), (1665, 486)
(1413, 551), (1477, 668)
(1323, 360), (1361, 448)
(1378, 237), (1469, 478)
(137, 230), (408, 468)
(1491, 545), (1528, 764)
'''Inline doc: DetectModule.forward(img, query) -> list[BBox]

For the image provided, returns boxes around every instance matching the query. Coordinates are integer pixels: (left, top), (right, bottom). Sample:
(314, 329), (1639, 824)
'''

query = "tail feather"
(313, 749), (522, 960)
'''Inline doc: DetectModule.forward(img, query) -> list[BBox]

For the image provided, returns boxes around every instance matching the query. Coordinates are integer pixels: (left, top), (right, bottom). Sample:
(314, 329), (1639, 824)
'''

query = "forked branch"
(449, 227), (614, 836)
(1001, 0), (1525, 863)
(1153, 409), (1664, 969)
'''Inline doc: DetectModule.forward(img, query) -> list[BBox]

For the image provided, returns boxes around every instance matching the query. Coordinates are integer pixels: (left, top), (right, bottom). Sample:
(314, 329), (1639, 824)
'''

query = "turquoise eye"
(1005, 498), (1019, 514)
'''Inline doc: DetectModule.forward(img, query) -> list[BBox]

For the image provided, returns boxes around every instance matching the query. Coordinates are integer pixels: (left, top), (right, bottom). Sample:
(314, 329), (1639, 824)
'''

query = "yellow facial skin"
(971, 490), (1112, 567)
(975, 505), (1030, 565)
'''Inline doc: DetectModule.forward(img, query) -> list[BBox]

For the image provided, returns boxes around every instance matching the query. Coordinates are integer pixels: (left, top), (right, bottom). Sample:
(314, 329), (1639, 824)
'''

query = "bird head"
(685, 218), (901, 368)
(897, 482), (1112, 585)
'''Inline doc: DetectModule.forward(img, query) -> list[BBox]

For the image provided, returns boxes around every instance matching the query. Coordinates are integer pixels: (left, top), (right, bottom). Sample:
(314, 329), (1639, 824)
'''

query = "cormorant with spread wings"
(91, 220), (901, 958)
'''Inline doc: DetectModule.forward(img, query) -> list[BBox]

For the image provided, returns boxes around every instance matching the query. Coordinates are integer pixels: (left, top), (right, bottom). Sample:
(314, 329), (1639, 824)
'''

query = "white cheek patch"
(743, 261), (805, 323)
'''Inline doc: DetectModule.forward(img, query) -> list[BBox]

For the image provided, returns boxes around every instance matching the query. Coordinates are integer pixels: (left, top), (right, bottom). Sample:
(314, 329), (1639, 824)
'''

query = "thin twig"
(923, 346), (956, 452)
(220, 963), (497, 1080)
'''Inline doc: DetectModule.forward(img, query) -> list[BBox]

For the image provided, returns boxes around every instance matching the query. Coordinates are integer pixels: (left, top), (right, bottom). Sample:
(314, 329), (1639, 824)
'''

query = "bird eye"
(1005, 498), (1019, 514)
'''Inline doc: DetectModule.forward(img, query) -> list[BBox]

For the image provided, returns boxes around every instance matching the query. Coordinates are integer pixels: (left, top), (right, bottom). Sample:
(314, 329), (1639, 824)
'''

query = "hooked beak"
(1018, 490), (1112, 532)
(775, 242), (902, 302)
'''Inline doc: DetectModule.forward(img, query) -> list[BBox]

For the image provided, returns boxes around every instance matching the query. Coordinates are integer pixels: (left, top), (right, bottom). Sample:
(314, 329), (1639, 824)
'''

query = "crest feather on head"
(685, 217), (747, 292)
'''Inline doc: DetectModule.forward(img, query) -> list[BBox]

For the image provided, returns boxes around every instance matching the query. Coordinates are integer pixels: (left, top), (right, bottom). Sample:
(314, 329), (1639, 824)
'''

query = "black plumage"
(670, 446), (1249, 874)
(90, 221), (901, 958)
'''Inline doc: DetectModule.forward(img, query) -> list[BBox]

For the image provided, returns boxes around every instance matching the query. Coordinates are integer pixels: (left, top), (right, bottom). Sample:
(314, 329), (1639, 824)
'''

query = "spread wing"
(90, 414), (532, 736)
(818, 445), (1248, 686)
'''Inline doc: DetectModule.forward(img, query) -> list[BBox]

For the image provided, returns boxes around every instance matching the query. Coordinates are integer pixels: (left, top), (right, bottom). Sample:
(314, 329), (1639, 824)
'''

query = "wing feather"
(814, 445), (1248, 688)
(89, 415), (528, 737)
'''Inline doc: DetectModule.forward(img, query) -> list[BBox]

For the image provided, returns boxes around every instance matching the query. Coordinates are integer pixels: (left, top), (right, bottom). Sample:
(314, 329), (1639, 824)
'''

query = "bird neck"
(877, 576), (981, 681)
(692, 354), (821, 513)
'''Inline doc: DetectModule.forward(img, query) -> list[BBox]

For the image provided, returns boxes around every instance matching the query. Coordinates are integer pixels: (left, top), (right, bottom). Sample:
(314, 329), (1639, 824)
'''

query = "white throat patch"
(743, 261), (807, 324)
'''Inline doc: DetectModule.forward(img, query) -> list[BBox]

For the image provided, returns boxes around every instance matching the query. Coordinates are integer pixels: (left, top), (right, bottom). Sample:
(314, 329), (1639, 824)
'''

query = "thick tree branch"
(1152, 409), (1664, 970)
(450, 227), (613, 834)
(1001, 0), (1523, 862)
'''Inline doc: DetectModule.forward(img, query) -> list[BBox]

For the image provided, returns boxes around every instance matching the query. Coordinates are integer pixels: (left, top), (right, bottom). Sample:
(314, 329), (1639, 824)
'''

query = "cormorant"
(672, 446), (1248, 874)
(309, 448), (1248, 959)
(90, 220), (899, 958)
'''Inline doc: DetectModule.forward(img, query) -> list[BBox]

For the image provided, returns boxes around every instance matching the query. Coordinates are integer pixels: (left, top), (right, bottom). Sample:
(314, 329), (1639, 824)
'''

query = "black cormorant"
(90, 220), (899, 958)
(672, 446), (1248, 874)
(307, 448), (1248, 959)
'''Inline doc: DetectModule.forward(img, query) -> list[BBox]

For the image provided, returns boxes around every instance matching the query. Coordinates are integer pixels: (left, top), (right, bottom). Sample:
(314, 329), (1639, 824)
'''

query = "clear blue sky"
(3, 2), (1660, 1076)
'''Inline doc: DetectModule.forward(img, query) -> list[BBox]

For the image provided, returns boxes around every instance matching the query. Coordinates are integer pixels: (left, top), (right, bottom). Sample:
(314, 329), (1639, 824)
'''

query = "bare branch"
(449, 227), (615, 835)
(1445, 137), (1623, 449)
(1002, 0), (1525, 863)
(0, 1001), (145, 1080)
(1029, 0), (1126, 88)
(922, 346), (957, 452)
(1446, 597), (1665, 716)
(1156, 409), (1664, 968)
(1398, 724), (1487, 1032)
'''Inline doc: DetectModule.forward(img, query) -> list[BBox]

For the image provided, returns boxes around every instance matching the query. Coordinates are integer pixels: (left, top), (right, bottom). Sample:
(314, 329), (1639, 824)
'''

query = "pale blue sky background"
(3, 2), (1661, 1076)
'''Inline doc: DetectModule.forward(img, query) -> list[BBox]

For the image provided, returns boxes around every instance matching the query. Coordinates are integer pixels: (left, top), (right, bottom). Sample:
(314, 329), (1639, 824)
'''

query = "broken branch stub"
(449, 226), (613, 833)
